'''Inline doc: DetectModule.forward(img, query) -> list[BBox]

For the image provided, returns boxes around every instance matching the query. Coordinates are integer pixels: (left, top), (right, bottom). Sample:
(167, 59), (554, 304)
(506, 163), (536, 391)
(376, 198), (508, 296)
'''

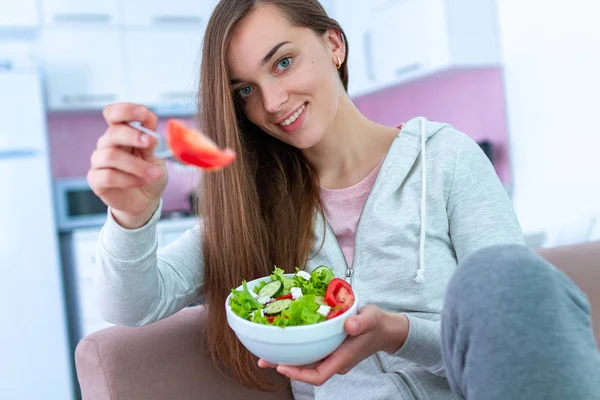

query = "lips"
(165, 119), (236, 170)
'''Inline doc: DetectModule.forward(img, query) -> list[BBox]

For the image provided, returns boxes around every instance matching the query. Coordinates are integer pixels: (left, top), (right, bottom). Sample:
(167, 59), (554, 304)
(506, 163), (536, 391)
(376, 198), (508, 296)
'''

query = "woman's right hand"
(88, 103), (168, 229)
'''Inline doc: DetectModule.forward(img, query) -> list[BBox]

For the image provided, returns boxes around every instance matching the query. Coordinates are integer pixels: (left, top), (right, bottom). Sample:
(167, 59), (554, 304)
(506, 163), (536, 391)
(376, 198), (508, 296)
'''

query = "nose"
(261, 80), (288, 114)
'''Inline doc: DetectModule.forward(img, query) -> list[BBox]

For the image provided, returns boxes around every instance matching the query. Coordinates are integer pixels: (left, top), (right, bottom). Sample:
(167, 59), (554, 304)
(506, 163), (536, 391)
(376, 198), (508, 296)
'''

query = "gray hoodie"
(95, 116), (524, 400)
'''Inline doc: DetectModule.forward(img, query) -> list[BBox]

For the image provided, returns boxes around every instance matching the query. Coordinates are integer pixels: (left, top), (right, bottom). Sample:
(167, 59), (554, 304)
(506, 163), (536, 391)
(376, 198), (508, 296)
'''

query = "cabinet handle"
(152, 15), (203, 25)
(160, 91), (194, 101)
(54, 14), (112, 24)
(395, 62), (423, 77)
(363, 31), (376, 82)
(0, 60), (13, 71)
(62, 94), (117, 104)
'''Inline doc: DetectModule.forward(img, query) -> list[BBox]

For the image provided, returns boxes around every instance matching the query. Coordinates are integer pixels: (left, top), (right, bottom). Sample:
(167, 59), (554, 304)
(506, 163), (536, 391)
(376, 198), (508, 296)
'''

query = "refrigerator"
(0, 66), (75, 398)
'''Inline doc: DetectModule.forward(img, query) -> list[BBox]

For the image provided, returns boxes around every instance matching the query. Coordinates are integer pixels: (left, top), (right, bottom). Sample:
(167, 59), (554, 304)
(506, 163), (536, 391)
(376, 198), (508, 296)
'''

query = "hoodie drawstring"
(415, 119), (427, 283)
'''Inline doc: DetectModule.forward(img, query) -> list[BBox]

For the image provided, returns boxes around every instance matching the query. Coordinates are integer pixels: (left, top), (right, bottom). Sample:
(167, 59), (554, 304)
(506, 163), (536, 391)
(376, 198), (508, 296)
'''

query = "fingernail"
(140, 134), (150, 145)
(146, 167), (161, 179)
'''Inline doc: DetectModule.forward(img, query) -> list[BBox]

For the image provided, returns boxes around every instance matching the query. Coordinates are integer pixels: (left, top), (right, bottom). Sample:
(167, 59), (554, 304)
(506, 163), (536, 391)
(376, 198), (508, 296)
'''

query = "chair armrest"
(75, 306), (292, 400)
(536, 241), (600, 346)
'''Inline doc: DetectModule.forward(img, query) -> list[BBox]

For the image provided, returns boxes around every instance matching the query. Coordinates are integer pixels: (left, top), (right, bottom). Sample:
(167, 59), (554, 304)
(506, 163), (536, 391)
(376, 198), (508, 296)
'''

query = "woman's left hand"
(258, 305), (409, 386)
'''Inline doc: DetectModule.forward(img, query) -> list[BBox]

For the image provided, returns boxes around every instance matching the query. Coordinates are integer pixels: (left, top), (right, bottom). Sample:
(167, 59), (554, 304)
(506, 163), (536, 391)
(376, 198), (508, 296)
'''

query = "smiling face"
(226, 4), (345, 149)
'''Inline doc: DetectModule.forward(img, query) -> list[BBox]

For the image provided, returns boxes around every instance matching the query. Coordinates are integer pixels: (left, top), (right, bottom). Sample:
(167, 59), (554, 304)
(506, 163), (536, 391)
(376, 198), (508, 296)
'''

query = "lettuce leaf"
(271, 295), (326, 327)
(250, 310), (270, 325)
(229, 281), (263, 319)
(292, 266), (334, 296)
(269, 266), (295, 295)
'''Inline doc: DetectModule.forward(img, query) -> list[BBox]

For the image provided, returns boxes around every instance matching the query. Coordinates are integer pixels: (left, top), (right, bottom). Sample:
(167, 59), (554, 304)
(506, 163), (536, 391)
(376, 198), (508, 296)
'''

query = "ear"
(324, 28), (346, 64)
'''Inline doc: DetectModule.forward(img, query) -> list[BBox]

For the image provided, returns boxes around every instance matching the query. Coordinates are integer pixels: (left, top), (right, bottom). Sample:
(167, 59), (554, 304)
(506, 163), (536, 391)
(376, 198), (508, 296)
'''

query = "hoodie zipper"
(324, 135), (400, 285)
(394, 370), (420, 400)
(321, 134), (421, 398)
(323, 219), (420, 400)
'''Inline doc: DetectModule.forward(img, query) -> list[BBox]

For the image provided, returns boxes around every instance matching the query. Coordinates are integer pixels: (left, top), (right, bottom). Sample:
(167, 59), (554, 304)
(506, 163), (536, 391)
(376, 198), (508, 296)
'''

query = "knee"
(446, 244), (561, 308)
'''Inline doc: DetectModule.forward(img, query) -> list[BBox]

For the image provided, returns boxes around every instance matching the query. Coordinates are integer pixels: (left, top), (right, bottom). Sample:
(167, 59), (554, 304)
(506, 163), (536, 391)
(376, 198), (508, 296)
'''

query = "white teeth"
(280, 104), (306, 127)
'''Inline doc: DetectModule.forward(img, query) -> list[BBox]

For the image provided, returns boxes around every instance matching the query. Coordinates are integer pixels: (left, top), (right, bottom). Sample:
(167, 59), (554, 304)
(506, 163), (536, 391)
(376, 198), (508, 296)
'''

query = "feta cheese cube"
(290, 287), (303, 300)
(296, 270), (311, 281)
(257, 296), (272, 305)
(317, 305), (331, 317)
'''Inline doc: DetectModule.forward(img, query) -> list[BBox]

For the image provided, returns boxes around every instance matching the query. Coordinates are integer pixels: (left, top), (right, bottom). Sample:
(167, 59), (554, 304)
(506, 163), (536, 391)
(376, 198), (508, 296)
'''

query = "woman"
(88, 1), (600, 399)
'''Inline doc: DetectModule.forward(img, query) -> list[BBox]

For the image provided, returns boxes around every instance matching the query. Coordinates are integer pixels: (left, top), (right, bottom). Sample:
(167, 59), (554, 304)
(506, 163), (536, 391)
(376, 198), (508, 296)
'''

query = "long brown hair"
(198, 0), (349, 392)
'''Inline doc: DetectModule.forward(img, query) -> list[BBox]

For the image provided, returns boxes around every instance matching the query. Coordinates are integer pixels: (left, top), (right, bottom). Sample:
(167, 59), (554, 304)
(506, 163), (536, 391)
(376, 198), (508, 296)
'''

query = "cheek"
(241, 99), (263, 125)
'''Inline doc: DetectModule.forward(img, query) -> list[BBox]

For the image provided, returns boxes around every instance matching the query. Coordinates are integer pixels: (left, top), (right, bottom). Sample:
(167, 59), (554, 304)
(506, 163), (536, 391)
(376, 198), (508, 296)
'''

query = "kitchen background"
(1, 0), (598, 399)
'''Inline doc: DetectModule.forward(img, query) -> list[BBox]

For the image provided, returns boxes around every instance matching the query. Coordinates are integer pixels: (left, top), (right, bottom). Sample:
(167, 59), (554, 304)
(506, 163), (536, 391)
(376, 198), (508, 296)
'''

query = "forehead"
(227, 5), (309, 77)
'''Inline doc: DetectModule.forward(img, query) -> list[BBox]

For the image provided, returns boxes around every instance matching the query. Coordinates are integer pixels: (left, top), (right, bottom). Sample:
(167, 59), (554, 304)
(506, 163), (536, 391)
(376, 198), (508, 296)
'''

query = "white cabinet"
(41, 0), (120, 25)
(122, 30), (203, 108)
(70, 228), (110, 337)
(69, 228), (112, 337)
(38, 29), (126, 110)
(121, 0), (217, 27)
(345, 27), (377, 97)
(319, 0), (338, 19)
(0, 0), (39, 28)
(0, 71), (47, 153)
(336, 0), (502, 97)
(369, 0), (428, 88)
(335, 2), (376, 97)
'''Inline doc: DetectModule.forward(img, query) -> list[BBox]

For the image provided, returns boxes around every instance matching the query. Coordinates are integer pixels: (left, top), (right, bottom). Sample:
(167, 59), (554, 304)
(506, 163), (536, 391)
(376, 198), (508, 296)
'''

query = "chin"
(286, 130), (325, 150)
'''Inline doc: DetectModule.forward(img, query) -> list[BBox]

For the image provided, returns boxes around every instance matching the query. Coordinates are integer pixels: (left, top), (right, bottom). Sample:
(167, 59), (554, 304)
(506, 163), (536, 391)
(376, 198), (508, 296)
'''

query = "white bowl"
(225, 274), (358, 366)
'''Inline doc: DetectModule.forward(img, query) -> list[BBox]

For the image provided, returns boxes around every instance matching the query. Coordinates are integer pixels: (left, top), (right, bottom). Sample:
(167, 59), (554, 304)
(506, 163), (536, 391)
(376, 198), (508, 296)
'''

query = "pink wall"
(353, 67), (511, 182)
(47, 66), (510, 213)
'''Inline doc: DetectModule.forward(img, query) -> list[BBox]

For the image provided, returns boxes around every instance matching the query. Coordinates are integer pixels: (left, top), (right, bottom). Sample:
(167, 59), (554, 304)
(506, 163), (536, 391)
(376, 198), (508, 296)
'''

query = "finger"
(278, 336), (368, 385)
(102, 103), (158, 130)
(277, 356), (343, 386)
(345, 305), (380, 336)
(97, 125), (158, 150)
(257, 359), (278, 369)
(277, 362), (336, 386)
(87, 168), (146, 192)
(90, 148), (163, 180)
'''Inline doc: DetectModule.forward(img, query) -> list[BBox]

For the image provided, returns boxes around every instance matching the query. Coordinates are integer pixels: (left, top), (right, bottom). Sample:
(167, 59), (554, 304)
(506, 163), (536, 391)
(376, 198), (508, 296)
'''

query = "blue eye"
(238, 86), (253, 98)
(276, 57), (292, 71)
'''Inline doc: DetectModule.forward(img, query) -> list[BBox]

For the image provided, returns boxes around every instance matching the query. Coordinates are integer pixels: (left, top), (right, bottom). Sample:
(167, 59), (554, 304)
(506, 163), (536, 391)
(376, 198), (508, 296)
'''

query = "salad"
(229, 266), (355, 327)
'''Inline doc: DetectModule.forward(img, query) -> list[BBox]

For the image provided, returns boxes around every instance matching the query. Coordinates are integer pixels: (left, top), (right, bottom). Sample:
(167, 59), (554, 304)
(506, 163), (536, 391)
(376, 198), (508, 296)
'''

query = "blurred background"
(0, 0), (598, 398)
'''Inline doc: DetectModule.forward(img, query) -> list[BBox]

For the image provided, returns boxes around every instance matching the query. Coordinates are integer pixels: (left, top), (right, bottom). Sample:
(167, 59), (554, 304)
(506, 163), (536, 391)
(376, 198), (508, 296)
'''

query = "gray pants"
(442, 244), (600, 400)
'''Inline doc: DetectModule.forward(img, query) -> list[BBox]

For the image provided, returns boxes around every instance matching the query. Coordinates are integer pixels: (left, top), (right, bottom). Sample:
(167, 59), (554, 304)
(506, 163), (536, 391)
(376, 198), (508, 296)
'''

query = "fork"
(127, 121), (181, 163)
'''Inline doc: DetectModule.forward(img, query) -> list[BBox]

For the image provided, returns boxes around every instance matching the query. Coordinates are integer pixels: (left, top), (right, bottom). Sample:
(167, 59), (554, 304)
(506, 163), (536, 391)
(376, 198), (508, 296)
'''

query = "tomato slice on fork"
(165, 119), (236, 170)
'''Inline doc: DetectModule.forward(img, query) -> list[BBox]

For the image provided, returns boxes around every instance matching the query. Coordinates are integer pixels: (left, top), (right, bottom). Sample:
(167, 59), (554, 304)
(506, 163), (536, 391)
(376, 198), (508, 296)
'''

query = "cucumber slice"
(257, 280), (282, 299)
(263, 299), (293, 315)
(314, 295), (325, 306)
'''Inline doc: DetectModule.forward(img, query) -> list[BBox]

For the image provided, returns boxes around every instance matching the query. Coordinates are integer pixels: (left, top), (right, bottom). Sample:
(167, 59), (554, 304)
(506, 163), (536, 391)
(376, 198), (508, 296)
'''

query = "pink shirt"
(319, 124), (403, 269)
(320, 158), (384, 269)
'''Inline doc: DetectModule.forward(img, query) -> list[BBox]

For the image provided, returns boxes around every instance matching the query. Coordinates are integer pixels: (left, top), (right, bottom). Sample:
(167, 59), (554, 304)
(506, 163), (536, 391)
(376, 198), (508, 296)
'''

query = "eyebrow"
(230, 41), (291, 86)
